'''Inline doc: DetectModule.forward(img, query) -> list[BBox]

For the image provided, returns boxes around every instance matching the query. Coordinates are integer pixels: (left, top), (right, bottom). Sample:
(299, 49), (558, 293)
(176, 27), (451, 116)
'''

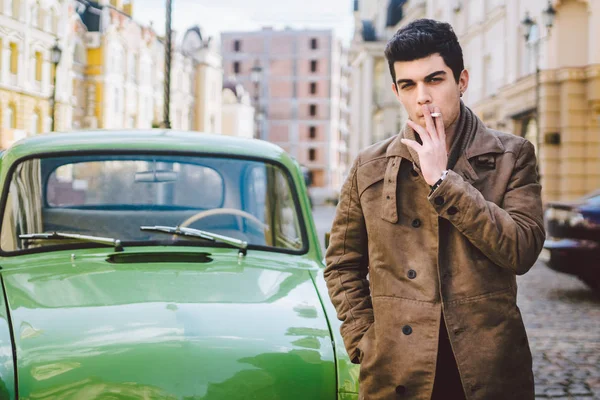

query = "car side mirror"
(325, 232), (330, 249)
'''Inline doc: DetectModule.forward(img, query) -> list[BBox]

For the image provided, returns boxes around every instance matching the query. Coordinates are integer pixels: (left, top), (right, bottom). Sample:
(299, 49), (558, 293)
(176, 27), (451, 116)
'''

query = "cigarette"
(431, 112), (442, 118)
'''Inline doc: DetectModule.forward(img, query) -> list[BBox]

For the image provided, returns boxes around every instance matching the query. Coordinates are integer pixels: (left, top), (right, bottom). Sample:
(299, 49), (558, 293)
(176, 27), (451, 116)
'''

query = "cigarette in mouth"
(430, 112), (442, 118)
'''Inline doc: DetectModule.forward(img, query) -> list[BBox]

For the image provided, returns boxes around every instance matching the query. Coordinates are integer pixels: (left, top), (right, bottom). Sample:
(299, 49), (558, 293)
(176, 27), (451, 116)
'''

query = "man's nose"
(416, 84), (432, 106)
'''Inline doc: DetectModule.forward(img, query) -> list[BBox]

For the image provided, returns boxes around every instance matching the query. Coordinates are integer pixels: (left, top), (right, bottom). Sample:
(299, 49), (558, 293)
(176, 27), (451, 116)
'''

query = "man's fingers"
(406, 120), (432, 146)
(401, 138), (422, 152)
(422, 105), (439, 142)
(433, 106), (445, 142)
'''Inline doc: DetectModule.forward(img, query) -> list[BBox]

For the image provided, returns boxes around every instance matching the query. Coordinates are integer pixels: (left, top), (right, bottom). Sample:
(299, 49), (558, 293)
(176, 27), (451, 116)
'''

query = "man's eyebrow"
(396, 70), (447, 85)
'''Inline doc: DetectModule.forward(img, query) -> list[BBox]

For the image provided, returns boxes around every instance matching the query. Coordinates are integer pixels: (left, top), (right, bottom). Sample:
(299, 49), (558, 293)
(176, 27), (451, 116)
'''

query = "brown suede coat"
(324, 118), (545, 399)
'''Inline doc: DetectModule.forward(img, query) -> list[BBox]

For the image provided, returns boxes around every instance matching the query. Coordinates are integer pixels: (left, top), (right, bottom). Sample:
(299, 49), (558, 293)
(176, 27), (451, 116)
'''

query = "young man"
(324, 19), (545, 400)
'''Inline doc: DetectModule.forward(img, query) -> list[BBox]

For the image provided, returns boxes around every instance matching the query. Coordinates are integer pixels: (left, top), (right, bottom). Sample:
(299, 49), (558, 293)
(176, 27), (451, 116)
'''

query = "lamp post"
(163, 0), (172, 129)
(251, 59), (263, 139)
(521, 1), (556, 182)
(50, 39), (62, 132)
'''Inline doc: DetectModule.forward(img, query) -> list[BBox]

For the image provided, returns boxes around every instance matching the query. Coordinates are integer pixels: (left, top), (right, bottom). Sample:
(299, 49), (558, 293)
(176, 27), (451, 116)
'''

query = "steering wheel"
(180, 208), (268, 231)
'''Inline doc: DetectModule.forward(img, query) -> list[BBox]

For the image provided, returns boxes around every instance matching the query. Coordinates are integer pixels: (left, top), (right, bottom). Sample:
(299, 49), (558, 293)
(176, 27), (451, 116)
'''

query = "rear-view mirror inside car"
(134, 170), (178, 183)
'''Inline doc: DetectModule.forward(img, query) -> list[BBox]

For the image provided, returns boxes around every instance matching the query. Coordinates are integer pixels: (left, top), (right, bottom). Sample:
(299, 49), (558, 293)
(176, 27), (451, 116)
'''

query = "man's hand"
(401, 104), (448, 186)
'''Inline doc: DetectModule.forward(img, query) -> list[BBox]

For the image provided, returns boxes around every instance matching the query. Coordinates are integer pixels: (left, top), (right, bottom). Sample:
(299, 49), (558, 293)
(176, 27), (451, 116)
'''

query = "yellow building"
(0, 0), (66, 148)
(74, 0), (211, 132)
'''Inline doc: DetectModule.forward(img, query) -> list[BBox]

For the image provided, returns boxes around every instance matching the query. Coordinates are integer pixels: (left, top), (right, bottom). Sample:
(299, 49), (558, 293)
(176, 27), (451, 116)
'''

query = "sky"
(132, 0), (356, 45)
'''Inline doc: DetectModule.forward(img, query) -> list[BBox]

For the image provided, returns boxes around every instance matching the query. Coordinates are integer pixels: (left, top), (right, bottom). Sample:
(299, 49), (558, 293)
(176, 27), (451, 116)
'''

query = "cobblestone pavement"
(517, 260), (600, 399)
(312, 206), (600, 399)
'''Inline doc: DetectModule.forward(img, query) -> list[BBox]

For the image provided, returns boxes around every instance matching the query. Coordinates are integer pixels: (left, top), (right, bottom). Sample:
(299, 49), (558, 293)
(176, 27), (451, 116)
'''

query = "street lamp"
(521, 1), (556, 181)
(50, 39), (62, 132)
(163, 0), (173, 129)
(251, 60), (263, 139)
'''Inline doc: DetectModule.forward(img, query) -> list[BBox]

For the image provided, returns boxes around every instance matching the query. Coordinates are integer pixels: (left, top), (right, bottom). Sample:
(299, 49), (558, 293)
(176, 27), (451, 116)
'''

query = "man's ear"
(459, 69), (469, 94)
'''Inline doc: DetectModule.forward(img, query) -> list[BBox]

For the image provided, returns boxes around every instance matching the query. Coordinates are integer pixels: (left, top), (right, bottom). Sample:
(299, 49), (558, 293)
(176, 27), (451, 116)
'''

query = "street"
(313, 205), (600, 399)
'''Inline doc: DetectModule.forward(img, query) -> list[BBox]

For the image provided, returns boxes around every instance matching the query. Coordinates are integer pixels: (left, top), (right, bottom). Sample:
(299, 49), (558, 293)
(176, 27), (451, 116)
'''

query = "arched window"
(3, 0), (12, 16)
(31, 110), (41, 135)
(31, 3), (39, 27)
(4, 104), (16, 129)
(51, 10), (59, 34)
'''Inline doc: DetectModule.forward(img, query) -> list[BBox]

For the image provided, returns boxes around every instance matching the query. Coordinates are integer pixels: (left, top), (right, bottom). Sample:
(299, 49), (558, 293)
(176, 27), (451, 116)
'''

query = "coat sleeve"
(324, 156), (373, 364)
(428, 139), (546, 275)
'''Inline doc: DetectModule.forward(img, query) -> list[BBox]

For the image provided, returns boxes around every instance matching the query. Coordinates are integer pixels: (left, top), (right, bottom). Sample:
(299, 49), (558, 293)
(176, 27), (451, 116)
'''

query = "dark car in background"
(543, 190), (600, 289)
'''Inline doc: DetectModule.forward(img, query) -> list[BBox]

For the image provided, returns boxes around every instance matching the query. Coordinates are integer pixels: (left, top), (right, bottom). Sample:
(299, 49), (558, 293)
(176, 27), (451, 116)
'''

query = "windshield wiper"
(140, 225), (248, 256)
(19, 232), (124, 252)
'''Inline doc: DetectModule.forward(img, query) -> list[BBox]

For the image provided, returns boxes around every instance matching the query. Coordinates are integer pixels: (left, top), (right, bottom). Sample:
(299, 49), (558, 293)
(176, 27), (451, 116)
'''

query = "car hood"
(0, 248), (336, 399)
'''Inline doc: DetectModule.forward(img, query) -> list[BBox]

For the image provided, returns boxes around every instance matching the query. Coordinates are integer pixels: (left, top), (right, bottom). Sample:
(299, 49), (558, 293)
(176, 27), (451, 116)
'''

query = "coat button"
(447, 206), (458, 215)
(411, 219), (421, 228)
(402, 325), (412, 335)
(434, 196), (445, 206)
(410, 169), (419, 177)
(407, 269), (417, 279)
(395, 385), (406, 395)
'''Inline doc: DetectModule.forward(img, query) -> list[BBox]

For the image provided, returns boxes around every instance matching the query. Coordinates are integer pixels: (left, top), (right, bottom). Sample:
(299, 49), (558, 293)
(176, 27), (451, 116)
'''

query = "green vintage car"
(0, 131), (359, 399)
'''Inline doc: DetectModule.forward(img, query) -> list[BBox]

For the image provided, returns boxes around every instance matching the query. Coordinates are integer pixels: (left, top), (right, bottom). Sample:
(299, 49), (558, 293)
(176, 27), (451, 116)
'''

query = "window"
(9, 42), (18, 74)
(234, 40), (241, 52)
(310, 60), (317, 73)
(0, 155), (306, 253)
(309, 126), (316, 139)
(30, 110), (41, 135)
(114, 87), (120, 113)
(52, 11), (59, 34)
(310, 82), (317, 95)
(4, 104), (16, 129)
(4, 0), (12, 16)
(310, 38), (318, 50)
(233, 61), (240, 74)
(12, 0), (20, 19)
(35, 51), (42, 81)
(309, 104), (317, 117)
(31, 4), (38, 27)
(309, 148), (316, 161)
(129, 53), (138, 83)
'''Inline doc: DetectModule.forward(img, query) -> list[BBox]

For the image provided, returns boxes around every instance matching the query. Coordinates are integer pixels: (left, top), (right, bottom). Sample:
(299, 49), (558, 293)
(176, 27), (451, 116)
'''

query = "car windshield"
(0, 154), (306, 254)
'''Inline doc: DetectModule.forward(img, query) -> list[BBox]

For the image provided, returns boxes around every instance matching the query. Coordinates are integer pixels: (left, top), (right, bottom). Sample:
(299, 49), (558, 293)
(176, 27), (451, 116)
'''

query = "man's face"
(391, 53), (468, 129)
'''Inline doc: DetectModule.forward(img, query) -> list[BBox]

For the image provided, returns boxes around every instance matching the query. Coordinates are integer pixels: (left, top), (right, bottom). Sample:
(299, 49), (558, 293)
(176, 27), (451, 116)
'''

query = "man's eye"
(430, 78), (442, 83)
(401, 83), (413, 89)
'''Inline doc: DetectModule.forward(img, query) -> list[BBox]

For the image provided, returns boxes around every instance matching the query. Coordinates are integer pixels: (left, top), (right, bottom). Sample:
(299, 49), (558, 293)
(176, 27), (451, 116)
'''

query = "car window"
(47, 160), (224, 209)
(0, 154), (306, 254)
(587, 195), (600, 206)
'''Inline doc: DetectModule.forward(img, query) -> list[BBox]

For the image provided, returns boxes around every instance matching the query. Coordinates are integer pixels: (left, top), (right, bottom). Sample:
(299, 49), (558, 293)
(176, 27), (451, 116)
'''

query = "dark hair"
(384, 19), (464, 87)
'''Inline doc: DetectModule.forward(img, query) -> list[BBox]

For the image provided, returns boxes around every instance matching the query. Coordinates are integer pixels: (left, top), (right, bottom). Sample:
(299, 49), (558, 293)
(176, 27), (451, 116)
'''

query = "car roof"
(1, 130), (291, 164)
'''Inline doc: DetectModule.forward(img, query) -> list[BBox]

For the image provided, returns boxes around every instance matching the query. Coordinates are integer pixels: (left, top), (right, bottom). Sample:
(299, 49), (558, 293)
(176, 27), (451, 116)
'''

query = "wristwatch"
(429, 170), (449, 193)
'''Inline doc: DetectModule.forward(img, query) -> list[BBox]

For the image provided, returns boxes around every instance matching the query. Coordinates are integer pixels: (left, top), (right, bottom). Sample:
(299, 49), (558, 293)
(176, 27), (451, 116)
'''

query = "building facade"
(411, 0), (600, 202)
(0, 0), (69, 148)
(221, 79), (254, 139)
(74, 0), (198, 131)
(1, 0), (226, 146)
(220, 28), (347, 196)
(351, 0), (600, 202)
(347, 0), (409, 164)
